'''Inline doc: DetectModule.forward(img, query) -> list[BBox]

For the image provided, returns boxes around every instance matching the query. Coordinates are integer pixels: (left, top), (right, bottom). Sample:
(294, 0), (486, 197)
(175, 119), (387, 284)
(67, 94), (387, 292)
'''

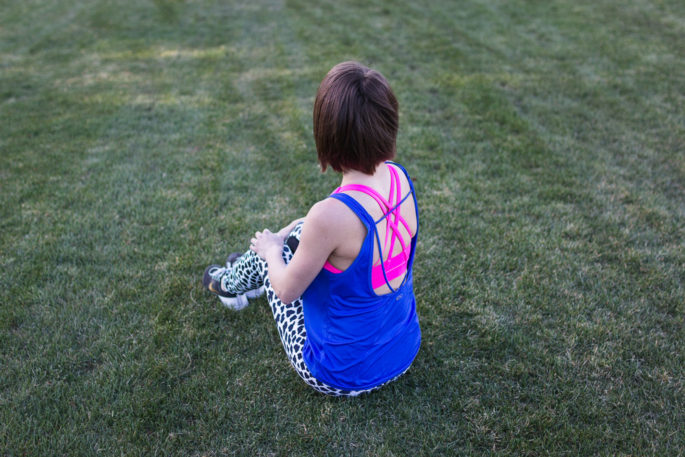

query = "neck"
(340, 163), (388, 187)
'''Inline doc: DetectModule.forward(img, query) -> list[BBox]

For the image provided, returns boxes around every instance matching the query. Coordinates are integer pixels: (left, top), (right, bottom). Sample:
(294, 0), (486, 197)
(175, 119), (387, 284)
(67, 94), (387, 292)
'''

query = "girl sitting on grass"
(203, 61), (421, 396)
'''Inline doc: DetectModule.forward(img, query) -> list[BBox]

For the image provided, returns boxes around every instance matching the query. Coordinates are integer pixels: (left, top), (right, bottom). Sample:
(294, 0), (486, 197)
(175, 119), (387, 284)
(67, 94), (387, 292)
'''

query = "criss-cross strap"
(335, 166), (412, 264)
(326, 163), (415, 290)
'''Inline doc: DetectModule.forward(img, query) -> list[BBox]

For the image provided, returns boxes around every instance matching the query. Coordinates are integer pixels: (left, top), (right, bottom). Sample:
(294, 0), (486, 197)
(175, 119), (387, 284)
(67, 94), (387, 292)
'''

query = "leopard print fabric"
(220, 223), (405, 396)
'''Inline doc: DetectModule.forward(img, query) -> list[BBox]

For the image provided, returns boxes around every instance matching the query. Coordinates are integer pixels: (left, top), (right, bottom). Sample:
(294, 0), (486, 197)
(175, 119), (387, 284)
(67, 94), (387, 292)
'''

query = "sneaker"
(203, 264), (249, 310)
(225, 252), (265, 299)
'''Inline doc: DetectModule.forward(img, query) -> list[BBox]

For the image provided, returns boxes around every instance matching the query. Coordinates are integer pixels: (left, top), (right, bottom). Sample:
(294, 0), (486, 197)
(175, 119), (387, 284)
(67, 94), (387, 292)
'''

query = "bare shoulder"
(303, 198), (366, 253)
(303, 197), (366, 263)
(304, 198), (357, 233)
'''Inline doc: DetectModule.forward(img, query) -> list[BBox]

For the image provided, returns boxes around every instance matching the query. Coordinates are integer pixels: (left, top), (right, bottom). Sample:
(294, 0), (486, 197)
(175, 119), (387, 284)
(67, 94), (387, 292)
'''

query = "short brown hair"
(313, 61), (399, 174)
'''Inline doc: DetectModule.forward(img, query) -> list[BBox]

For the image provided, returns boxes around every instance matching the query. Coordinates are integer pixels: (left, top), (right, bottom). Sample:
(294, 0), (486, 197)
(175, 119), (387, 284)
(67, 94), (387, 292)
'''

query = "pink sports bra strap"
(335, 181), (410, 257)
(328, 163), (414, 288)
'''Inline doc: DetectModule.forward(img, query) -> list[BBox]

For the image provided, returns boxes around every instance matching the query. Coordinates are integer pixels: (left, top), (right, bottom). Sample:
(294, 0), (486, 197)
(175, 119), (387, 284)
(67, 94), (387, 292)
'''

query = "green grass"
(1, 0), (683, 455)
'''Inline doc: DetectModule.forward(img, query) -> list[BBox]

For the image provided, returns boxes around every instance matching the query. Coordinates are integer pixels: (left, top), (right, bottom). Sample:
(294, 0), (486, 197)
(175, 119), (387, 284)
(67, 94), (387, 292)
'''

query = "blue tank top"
(301, 162), (421, 390)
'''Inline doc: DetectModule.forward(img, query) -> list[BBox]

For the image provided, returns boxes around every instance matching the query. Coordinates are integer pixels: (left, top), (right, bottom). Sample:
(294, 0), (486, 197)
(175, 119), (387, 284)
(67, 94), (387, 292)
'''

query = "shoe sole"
(218, 286), (264, 310)
(245, 286), (265, 299)
(219, 294), (249, 310)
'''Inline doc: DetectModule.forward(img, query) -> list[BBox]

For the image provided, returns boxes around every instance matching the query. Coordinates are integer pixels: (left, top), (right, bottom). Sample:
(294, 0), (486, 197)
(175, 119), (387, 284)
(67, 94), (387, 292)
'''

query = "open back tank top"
(301, 162), (421, 390)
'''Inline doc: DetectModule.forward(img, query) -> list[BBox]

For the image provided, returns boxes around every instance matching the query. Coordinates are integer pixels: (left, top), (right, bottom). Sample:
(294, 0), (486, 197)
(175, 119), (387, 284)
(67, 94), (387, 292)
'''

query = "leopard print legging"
(220, 222), (405, 396)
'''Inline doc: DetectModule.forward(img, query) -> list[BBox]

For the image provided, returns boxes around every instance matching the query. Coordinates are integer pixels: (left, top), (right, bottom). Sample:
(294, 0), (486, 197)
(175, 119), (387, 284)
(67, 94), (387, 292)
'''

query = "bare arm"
(250, 202), (340, 304)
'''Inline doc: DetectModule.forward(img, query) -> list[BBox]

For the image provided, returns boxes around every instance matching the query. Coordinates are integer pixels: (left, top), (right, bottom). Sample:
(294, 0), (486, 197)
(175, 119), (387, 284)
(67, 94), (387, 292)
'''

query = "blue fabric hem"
(302, 338), (421, 391)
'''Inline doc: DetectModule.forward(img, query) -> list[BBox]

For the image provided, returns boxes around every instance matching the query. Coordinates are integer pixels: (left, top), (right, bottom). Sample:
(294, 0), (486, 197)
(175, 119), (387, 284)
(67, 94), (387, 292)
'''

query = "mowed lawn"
(1, 0), (683, 455)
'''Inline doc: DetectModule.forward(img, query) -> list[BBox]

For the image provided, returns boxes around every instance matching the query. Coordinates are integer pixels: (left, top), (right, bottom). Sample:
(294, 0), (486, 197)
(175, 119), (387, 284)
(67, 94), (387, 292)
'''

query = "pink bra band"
(322, 262), (343, 274)
(369, 245), (412, 289)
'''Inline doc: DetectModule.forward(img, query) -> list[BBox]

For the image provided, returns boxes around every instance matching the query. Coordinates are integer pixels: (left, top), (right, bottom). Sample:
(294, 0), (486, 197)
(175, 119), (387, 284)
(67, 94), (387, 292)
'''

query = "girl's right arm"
(251, 201), (342, 304)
